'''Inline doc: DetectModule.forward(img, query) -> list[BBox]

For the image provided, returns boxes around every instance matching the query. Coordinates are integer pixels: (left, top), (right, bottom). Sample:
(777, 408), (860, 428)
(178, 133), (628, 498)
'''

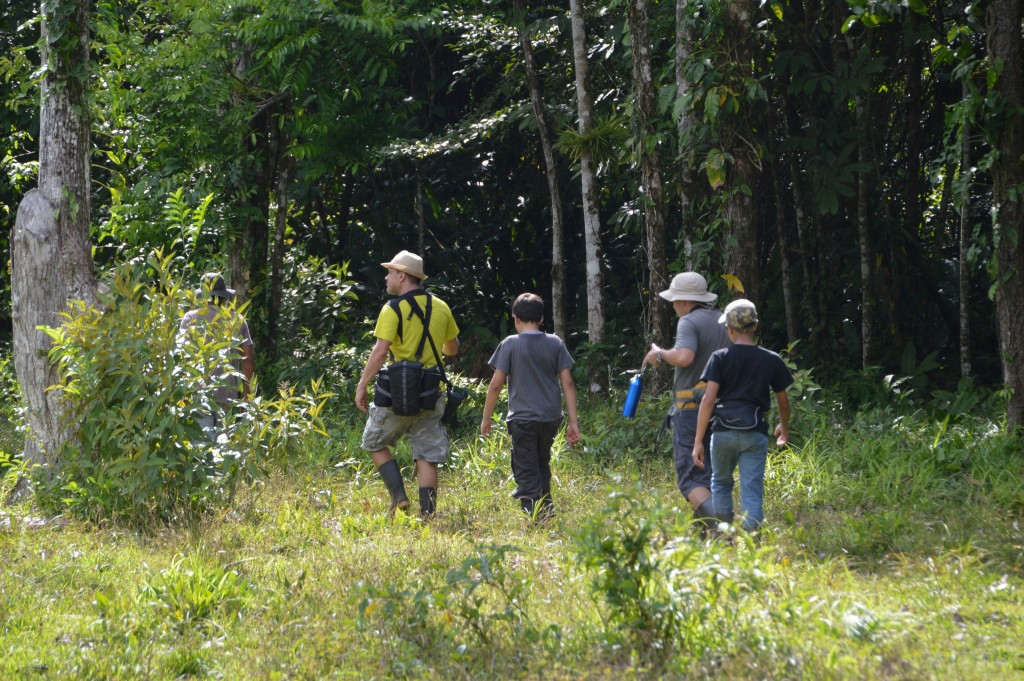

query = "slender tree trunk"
(626, 0), (669, 347)
(855, 87), (874, 369)
(332, 171), (355, 265)
(415, 166), (427, 256)
(767, 103), (798, 347)
(784, 93), (828, 360)
(569, 0), (606, 350)
(722, 0), (759, 299)
(936, 162), (954, 254)
(986, 0), (1024, 430)
(268, 154), (293, 363)
(904, 31), (924, 251)
(514, 0), (568, 341)
(958, 105), (971, 379)
(676, 0), (699, 269)
(11, 0), (96, 471)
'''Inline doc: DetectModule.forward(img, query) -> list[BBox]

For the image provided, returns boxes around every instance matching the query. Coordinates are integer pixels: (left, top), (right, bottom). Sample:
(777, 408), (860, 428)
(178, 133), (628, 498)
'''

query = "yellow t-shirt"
(373, 293), (459, 367)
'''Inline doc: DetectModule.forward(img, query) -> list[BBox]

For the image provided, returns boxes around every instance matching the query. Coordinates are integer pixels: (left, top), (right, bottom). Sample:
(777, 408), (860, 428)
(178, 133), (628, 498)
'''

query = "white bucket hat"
(381, 250), (428, 281)
(658, 272), (717, 303)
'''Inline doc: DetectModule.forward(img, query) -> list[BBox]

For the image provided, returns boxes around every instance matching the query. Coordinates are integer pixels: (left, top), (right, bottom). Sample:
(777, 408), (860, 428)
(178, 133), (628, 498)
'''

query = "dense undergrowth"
(1, 371), (1022, 679)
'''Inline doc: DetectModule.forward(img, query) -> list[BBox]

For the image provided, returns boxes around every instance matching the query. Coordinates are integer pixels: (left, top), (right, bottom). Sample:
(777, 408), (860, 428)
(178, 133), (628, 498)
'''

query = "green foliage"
(1, 394), (1023, 678)
(577, 480), (778, 664)
(353, 543), (546, 672)
(92, 549), (251, 649)
(139, 550), (251, 629)
(264, 255), (360, 388)
(0, 344), (23, 486)
(37, 251), (331, 524)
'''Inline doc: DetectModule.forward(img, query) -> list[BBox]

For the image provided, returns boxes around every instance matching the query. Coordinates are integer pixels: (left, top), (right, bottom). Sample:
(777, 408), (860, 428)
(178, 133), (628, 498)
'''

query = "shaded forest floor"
(1, 395), (1023, 679)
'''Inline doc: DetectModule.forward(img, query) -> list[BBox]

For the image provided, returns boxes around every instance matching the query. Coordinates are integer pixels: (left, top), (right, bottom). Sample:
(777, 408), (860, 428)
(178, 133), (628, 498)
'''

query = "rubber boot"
(419, 487), (437, 518)
(693, 499), (717, 539)
(520, 497), (538, 520)
(377, 460), (409, 516)
(538, 494), (555, 521)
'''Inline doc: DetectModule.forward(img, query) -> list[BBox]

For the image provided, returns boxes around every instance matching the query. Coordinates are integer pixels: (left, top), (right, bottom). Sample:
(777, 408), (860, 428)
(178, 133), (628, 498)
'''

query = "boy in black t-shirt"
(481, 293), (580, 520)
(692, 299), (793, 531)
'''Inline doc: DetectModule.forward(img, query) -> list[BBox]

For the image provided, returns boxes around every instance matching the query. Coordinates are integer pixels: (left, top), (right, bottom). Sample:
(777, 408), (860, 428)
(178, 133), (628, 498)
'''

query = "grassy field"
(1, 391), (1023, 680)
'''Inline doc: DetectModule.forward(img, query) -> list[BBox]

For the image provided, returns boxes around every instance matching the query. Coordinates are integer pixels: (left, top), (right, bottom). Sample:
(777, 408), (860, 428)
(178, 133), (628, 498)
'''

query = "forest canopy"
(2, 0), (1023, 425)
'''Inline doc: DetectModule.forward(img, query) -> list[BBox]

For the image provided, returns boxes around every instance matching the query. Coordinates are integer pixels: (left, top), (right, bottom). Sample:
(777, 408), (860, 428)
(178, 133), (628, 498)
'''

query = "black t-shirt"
(701, 344), (794, 435)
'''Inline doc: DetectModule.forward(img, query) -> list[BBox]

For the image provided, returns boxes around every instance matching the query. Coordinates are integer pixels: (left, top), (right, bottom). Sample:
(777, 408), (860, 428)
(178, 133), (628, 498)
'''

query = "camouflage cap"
(719, 298), (758, 331)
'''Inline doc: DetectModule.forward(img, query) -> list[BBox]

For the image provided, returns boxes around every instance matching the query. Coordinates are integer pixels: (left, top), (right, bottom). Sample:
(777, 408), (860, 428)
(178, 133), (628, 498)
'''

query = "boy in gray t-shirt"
(481, 293), (580, 520)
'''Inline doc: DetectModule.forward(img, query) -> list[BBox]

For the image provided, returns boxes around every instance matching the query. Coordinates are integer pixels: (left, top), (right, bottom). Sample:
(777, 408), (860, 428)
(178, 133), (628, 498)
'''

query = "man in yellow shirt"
(355, 251), (460, 517)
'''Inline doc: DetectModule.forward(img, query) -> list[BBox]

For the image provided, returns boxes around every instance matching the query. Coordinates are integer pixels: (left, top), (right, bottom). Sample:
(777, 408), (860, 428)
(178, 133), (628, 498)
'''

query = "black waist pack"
(713, 403), (762, 430)
(375, 362), (443, 416)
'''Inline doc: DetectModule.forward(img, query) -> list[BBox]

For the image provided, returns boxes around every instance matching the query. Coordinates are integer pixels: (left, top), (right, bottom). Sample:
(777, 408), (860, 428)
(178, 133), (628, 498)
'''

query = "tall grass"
(1, 382), (1022, 678)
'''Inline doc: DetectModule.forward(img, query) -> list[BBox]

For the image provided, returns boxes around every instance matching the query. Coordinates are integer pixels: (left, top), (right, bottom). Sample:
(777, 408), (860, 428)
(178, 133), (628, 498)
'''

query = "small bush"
(38, 251), (331, 524)
(0, 344), (25, 477)
(577, 481), (779, 664)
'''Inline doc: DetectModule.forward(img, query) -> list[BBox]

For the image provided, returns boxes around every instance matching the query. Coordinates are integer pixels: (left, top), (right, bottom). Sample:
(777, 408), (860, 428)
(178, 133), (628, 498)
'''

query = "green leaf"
(706, 148), (727, 190)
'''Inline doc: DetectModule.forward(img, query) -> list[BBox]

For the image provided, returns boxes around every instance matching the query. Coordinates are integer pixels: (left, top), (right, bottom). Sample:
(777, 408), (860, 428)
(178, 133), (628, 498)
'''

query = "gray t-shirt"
(179, 305), (253, 405)
(673, 306), (730, 393)
(488, 331), (574, 423)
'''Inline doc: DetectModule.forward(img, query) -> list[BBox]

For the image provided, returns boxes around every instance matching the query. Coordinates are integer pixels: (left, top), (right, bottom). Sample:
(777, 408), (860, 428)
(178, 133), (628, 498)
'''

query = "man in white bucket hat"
(640, 272), (729, 536)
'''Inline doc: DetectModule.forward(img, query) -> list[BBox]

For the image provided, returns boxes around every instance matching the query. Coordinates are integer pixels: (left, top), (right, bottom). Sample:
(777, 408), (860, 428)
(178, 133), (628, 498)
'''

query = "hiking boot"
(389, 494), (410, 517)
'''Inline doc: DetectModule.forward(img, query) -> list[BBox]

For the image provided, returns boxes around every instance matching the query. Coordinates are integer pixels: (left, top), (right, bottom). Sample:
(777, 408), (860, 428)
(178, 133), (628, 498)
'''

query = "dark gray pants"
(672, 409), (712, 497)
(508, 419), (561, 502)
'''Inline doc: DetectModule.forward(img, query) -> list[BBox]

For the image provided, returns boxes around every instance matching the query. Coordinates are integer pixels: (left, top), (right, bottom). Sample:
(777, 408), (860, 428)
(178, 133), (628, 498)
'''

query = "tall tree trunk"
(676, 0), (700, 269)
(514, 0), (568, 341)
(268, 154), (293, 364)
(958, 85), (972, 380)
(722, 0), (759, 299)
(243, 101), (279, 353)
(986, 0), (1024, 430)
(855, 87), (875, 369)
(767, 103), (798, 347)
(569, 0), (606, 351)
(784, 93), (829, 362)
(904, 30), (924, 250)
(626, 0), (669, 347)
(335, 171), (355, 265)
(11, 0), (96, 471)
(415, 166), (427, 256)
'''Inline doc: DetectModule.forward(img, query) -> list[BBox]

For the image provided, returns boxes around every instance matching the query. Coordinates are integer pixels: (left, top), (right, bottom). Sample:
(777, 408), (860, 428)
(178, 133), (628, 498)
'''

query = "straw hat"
(381, 250), (427, 281)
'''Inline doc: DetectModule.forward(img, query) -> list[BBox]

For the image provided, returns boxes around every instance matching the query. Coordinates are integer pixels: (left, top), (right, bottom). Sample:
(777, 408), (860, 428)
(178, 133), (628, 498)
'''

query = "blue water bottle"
(622, 369), (645, 418)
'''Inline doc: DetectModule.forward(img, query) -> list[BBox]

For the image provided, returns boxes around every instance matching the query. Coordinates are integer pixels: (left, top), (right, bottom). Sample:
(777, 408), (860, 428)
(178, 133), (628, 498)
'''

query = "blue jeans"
(710, 429), (769, 530)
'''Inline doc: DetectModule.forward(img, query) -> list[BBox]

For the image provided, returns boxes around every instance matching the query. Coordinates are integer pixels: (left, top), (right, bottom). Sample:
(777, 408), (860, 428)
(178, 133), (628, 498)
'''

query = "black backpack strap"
(387, 288), (428, 342)
(386, 288), (431, 362)
(399, 291), (452, 388)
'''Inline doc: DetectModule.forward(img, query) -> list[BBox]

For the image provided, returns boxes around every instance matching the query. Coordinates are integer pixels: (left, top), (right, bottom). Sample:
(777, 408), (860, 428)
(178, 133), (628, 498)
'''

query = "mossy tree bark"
(11, 0), (96, 471)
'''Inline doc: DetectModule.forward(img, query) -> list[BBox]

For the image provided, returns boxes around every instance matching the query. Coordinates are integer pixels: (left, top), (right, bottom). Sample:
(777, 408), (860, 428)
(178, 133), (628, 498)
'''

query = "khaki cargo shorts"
(360, 393), (448, 463)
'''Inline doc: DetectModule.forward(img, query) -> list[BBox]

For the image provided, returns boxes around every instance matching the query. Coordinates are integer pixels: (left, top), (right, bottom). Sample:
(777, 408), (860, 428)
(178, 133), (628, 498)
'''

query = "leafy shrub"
(0, 344), (25, 477)
(93, 550), (251, 643)
(262, 255), (362, 390)
(353, 544), (545, 672)
(577, 481), (777, 663)
(38, 251), (331, 524)
(140, 551), (251, 629)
